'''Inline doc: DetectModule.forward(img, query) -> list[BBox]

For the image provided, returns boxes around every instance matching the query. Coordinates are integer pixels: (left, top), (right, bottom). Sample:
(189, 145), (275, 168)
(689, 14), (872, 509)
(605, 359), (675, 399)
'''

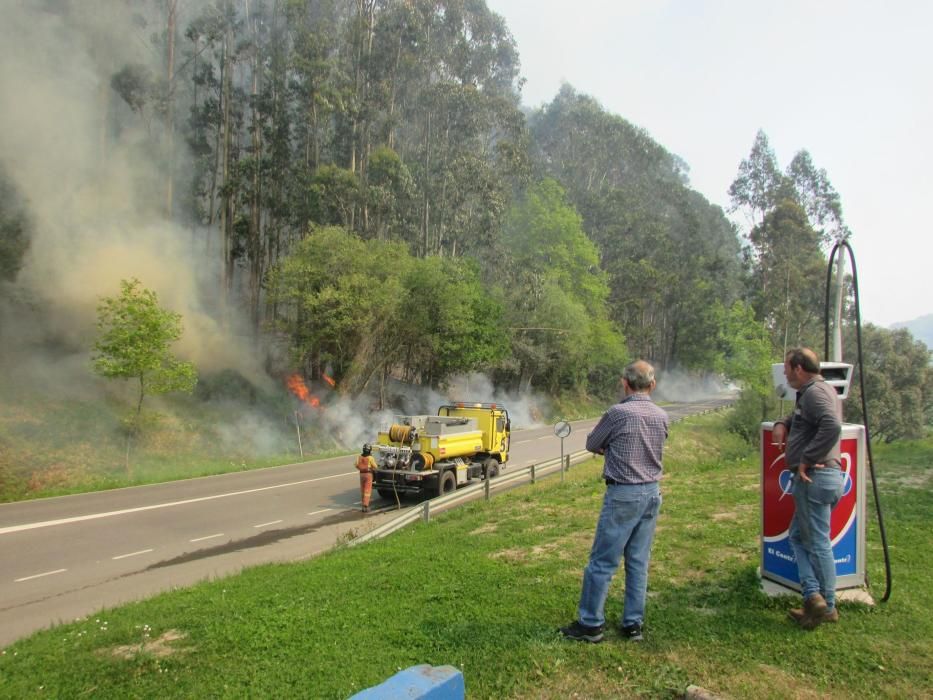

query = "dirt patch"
(469, 523), (498, 535)
(877, 471), (933, 490)
(490, 531), (590, 563)
(711, 512), (738, 521)
(512, 666), (637, 700)
(725, 663), (843, 699)
(492, 541), (560, 563)
(106, 629), (189, 660)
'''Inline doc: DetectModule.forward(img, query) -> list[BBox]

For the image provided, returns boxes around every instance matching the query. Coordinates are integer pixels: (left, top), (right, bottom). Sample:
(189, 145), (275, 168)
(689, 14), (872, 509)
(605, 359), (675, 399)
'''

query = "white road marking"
(112, 548), (154, 560)
(307, 509), (332, 516)
(513, 439), (534, 444)
(0, 471), (355, 536)
(15, 568), (67, 583)
(253, 520), (283, 529)
(190, 533), (224, 543)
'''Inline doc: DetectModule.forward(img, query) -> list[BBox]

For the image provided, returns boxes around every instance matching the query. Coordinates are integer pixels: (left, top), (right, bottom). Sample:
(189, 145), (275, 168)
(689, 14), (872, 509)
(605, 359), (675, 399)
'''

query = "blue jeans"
(788, 467), (844, 609)
(578, 482), (661, 628)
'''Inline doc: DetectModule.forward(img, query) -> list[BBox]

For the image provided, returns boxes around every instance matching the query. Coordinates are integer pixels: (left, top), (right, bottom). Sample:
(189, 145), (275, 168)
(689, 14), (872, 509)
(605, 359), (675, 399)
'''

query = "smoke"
(444, 372), (549, 428)
(0, 2), (270, 394)
(652, 369), (737, 403)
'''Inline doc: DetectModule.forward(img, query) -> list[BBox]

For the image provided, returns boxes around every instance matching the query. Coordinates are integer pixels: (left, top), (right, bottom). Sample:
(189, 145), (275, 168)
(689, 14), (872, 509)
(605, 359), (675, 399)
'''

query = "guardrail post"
(564, 454), (570, 474)
(422, 500), (430, 523)
(531, 464), (536, 484)
(484, 475), (490, 501)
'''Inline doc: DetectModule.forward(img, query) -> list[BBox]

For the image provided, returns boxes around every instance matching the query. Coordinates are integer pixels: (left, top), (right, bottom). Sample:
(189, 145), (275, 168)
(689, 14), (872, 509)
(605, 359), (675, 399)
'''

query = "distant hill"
(892, 313), (933, 350)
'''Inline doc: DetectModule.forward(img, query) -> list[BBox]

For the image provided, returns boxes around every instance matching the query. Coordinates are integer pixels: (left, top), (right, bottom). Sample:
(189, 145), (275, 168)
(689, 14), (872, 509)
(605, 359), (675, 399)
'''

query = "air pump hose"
(823, 239), (892, 602)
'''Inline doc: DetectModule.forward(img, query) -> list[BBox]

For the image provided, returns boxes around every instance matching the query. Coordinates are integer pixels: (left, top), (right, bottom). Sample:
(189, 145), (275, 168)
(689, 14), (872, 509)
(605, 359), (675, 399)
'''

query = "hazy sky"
(486, 0), (931, 328)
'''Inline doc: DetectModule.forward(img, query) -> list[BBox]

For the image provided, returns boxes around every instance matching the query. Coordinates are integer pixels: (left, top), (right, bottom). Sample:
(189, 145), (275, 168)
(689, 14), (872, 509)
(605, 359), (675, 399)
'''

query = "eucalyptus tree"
(729, 130), (847, 354)
(383, 0), (526, 259)
(529, 86), (744, 371)
(843, 324), (932, 442)
(748, 199), (826, 350)
(728, 129), (783, 231)
(500, 179), (626, 394)
(785, 149), (845, 243)
(730, 130), (846, 245)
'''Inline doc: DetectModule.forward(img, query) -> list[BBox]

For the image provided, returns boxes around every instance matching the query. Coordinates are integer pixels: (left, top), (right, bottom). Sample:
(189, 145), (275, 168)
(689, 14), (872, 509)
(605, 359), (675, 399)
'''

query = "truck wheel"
(437, 470), (457, 497)
(484, 458), (500, 479)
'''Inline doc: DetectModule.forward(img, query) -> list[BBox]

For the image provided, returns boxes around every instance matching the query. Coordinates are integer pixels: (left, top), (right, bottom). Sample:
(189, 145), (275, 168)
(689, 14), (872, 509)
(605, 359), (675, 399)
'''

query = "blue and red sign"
(761, 426), (860, 588)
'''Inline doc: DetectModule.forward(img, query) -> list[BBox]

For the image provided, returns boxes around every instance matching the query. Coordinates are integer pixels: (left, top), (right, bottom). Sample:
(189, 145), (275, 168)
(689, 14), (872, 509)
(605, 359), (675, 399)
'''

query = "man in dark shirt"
(772, 347), (844, 629)
(560, 360), (669, 643)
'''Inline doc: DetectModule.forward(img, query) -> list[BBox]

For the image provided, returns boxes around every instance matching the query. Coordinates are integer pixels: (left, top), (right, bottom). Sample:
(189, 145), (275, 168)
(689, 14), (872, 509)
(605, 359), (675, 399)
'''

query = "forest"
(0, 0), (929, 485)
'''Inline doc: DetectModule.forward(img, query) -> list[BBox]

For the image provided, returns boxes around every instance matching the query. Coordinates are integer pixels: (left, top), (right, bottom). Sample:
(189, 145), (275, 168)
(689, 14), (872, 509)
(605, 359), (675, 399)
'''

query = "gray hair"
(623, 360), (656, 391)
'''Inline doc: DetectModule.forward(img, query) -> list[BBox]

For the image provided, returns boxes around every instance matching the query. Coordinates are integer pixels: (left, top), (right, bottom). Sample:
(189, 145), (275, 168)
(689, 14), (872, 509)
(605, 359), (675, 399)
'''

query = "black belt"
(605, 477), (658, 486)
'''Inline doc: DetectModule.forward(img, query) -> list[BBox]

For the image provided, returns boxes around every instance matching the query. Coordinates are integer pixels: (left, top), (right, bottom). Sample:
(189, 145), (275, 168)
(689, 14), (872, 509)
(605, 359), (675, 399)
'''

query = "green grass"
(1, 413), (930, 698)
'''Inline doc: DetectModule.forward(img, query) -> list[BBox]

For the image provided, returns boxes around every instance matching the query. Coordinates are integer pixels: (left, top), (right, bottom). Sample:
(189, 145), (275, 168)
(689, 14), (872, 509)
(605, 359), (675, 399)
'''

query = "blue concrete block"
(349, 664), (464, 700)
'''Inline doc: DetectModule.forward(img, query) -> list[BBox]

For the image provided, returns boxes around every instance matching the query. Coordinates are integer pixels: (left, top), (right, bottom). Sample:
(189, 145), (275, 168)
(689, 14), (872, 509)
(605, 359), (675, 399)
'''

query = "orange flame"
(322, 373), (336, 388)
(286, 374), (321, 408)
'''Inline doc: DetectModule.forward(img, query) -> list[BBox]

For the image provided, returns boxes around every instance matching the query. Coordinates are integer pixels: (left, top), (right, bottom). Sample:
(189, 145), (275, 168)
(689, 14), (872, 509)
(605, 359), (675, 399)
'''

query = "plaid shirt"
(585, 393), (669, 484)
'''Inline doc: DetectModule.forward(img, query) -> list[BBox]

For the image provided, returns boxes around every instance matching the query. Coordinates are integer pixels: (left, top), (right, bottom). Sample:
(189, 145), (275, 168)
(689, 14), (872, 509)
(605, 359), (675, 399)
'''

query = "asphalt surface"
(0, 395), (734, 647)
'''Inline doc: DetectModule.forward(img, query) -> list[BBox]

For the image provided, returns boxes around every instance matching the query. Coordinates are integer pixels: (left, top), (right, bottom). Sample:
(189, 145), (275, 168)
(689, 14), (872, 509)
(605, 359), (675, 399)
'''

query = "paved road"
(0, 396), (733, 647)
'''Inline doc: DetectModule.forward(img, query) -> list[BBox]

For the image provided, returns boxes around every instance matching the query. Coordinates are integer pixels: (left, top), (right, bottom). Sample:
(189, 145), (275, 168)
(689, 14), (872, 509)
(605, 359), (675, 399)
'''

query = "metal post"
(564, 454), (570, 474)
(560, 438), (565, 482)
(531, 464), (536, 484)
(294, 411), (304, 459)
(833, 248), (846, 362)
(554, 421), (571, 483)
(484, 475), (490, 501)
(422, 500), (430, 523)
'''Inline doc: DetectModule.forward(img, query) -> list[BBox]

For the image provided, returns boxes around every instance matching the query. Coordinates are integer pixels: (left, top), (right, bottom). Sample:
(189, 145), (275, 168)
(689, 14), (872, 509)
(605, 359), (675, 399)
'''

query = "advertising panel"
(760, 423), (865, 590)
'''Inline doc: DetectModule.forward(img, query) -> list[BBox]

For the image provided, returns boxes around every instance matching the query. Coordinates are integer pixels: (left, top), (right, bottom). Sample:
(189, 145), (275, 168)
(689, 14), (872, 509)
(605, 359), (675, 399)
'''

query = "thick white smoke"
(0, 3), (271, 394)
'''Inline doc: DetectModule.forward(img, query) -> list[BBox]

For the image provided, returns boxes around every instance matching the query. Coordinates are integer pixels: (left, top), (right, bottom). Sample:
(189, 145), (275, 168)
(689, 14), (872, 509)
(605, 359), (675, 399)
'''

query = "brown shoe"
(798, 594), (829, 630)
(788, 606), (839, 624)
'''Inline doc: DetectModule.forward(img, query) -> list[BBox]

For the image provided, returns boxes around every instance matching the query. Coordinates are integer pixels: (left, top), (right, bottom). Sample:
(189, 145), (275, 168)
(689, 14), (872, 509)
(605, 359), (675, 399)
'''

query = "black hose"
(823, 240), (892, 602)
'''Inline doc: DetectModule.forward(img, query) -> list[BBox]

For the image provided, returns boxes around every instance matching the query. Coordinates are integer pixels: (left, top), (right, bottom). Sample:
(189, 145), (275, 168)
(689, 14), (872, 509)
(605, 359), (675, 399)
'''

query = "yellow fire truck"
(372, 402), (510, 499)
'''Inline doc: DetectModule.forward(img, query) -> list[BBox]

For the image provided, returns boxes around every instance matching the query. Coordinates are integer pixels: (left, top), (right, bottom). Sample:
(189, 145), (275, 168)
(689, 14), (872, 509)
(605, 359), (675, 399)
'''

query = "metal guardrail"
(347, 449), (593, 547)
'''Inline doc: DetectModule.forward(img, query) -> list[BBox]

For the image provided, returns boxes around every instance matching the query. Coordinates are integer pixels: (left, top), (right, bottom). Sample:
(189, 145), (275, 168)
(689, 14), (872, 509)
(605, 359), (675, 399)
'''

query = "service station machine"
(760, 363), (866, 592)
(759, 239), (891, 599)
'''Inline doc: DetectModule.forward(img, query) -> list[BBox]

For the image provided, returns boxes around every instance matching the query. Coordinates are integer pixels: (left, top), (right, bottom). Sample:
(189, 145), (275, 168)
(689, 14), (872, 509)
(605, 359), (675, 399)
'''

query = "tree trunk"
(220, 11), (235, 302)
(249, 15), (263, 334)
(165, 0), (177, 219)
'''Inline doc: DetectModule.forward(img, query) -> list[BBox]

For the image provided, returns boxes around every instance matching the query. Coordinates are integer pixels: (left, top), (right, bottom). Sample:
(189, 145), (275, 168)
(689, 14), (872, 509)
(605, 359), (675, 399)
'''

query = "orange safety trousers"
(356, 456), (375, 507)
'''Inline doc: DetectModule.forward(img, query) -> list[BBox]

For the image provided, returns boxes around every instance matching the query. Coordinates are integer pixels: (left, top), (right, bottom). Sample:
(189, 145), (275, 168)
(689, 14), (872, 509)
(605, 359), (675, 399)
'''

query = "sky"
(485, 0), (932, 328)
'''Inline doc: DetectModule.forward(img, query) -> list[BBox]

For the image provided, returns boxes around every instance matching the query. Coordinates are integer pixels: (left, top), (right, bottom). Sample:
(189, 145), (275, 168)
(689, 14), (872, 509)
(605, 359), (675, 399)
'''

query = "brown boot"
(797, 593), (829, 630)
(788, 606), (839, 624)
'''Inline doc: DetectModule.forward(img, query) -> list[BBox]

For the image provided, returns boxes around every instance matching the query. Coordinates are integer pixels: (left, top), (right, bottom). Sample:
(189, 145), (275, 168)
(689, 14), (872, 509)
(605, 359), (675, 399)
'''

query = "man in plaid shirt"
(560, 360), (669, 643)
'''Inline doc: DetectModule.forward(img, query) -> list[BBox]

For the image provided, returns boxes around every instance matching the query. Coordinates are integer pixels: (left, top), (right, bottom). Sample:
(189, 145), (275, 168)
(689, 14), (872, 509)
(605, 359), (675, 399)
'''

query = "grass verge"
(0, 413), (930, 698)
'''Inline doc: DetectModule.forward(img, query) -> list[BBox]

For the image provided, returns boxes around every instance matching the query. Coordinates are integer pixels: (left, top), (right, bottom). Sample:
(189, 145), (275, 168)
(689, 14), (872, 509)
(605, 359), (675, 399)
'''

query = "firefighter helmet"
(361, 443), (372, 456)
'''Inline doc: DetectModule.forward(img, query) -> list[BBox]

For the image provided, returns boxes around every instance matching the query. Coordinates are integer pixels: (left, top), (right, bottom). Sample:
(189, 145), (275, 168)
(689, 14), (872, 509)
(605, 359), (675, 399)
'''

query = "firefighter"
(355, 444), (377, 512)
